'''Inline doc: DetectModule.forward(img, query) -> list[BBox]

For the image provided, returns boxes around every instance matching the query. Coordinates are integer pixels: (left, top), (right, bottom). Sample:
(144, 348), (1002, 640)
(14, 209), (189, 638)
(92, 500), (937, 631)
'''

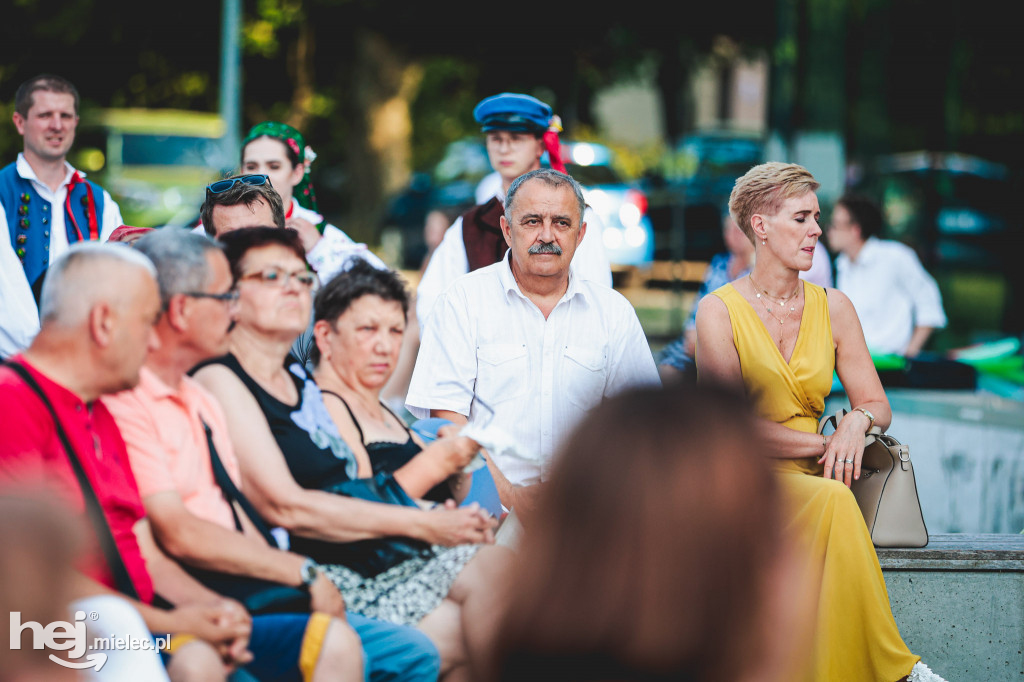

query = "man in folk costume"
(415, 92), (611, 332)
(0, 74), (123, 358)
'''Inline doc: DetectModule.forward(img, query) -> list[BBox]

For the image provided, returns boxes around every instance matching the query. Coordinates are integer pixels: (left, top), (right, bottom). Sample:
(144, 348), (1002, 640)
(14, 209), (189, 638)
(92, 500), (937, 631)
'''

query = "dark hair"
(243, 134), (300, 168)
(836, 194), (883, 240)
(199, 175), (286, 236)
(14, 75), (79, 117)
(484, 383), (785, 682)
(311, 260), (409, 366)
(218, 227), (307, 282)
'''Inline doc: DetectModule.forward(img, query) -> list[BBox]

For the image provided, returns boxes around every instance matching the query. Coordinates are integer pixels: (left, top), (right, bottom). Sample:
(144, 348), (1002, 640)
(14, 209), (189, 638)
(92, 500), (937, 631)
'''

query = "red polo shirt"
(0, 357), (154, 603)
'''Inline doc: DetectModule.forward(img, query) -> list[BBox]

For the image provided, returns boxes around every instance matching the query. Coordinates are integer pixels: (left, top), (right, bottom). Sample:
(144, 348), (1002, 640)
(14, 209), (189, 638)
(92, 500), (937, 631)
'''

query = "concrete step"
(879, 534), (1024, 681)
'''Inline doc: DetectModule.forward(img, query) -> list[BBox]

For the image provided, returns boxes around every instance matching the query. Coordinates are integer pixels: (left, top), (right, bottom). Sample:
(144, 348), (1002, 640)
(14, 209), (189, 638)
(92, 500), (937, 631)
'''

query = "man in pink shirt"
(103, 227), (440, 681)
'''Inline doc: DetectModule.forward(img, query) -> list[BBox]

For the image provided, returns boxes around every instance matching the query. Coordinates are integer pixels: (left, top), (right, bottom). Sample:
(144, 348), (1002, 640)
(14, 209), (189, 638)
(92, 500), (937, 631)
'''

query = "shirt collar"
(497, 250), (588, 306)
(17, 153), (79, 190)
(136, 366), (184, 402)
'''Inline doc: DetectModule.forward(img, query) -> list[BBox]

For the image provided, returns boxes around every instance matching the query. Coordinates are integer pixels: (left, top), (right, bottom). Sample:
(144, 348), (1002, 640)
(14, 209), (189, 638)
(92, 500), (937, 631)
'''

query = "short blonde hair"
(728, 162), (820, 244)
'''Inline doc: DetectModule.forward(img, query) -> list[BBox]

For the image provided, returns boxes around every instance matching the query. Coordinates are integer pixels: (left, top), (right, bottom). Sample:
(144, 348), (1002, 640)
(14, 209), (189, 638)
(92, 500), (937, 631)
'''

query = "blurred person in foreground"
(0, 242), (249, 680)
(407, 169), (660, 523)
(696, 162), (946, 682)
(103, 228), (440, 681)
(415, 92), (611, 333)
(191, 227), (505, 678)
(1, 495), (83, 682)
(0, 75), (124, 359)
(827, 193), (946, 357)
(480, 384), (814, 682)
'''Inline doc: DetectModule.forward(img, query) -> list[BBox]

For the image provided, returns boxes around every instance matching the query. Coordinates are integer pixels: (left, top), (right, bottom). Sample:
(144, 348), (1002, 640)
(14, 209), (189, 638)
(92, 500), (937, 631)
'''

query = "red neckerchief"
(64, 171), (99, 241)
(285, 199), (295, 220)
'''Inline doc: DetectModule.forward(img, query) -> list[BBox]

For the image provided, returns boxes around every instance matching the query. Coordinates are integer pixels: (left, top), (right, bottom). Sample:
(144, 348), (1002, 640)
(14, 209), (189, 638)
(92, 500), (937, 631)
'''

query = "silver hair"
(134, 228), (222, 307)
(504, 168), (586, 226)
(39, 242), (157, 326)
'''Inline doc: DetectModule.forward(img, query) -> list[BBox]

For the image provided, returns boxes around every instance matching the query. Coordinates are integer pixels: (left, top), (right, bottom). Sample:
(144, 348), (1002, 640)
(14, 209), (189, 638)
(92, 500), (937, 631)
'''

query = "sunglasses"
(206, 174), (271, 195)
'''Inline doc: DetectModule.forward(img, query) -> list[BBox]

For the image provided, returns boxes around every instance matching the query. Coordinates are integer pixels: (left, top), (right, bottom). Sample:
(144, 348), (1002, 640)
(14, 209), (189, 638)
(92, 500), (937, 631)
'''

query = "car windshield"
(120, 134), (227, 167)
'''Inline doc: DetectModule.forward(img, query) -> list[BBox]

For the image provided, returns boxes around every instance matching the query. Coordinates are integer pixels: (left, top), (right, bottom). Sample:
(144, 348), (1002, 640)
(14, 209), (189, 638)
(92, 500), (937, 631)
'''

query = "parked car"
(380, 138), (654, 269)
(69, 109), (233, 228)
(643, 129), (765, 260)
(848, 151), (1023, 346)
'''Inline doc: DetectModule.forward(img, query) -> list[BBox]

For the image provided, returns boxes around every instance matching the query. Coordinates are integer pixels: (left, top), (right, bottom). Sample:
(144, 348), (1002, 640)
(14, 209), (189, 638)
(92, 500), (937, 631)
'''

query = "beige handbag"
(817, 410), (929, 548)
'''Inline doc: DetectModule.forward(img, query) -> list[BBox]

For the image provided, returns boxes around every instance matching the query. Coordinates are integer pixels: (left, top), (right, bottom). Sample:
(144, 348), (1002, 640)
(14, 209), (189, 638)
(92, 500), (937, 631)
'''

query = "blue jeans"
(223, 612), (439, 682)
(349, 612), (440, 682)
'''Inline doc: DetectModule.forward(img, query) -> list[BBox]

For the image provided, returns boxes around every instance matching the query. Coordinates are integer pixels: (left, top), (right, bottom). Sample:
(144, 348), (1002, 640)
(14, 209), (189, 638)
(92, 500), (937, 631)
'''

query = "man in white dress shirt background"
(406, 168), (660, 523)
(414, 92), (611, 334)
(0, 74), (124, 358)
(827, 194), (947, 357)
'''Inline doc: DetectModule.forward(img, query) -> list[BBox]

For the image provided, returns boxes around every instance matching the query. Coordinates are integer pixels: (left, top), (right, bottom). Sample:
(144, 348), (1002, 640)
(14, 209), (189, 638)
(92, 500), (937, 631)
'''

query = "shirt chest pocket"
(562, 345), (608, 411)
(476, 343), (529, 404)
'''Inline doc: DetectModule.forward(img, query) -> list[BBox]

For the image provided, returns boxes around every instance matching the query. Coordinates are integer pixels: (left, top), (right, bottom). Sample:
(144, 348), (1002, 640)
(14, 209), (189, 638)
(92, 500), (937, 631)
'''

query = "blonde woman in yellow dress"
(695, 162), (945, 682)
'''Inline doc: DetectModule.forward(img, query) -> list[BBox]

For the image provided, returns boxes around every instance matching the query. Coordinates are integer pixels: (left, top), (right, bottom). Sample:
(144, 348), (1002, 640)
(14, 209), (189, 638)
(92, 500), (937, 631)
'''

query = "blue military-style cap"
(473, 93), (552, 134)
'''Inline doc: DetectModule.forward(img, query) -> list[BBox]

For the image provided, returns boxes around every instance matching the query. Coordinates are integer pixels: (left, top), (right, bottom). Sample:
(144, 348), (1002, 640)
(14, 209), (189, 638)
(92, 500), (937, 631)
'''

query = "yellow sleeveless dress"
(711, 282), (919, 681)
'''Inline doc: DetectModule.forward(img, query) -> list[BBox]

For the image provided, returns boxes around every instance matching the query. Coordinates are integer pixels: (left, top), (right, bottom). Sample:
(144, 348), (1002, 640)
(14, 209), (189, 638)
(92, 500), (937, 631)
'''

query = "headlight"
(624, 224), (647, 247)
(619, 203), (642, 227)
(603, 226), (624, 249)
(585, 188), (611, 215)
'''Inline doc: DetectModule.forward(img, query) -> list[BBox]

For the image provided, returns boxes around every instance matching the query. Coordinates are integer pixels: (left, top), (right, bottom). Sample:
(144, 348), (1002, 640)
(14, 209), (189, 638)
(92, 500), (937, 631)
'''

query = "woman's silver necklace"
(748, 274), (800, 345)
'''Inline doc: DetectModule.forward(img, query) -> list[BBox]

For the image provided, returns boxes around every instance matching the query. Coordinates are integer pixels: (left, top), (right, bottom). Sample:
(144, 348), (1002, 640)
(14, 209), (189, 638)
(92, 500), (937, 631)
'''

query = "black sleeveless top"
(196, 353), (425, 567)
(321, 390), (453, 503)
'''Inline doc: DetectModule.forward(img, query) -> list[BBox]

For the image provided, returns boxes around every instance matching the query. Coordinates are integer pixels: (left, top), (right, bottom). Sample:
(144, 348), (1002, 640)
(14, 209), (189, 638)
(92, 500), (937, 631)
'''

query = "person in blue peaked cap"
(414, 92), (612, 333)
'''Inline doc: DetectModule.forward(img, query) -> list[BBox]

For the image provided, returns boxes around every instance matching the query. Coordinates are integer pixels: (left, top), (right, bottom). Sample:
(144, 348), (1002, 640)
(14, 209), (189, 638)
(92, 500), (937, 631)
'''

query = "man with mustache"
(415, 92), (611, 334)
(407, 169), (660, 524)
(0, 75), (124, 359)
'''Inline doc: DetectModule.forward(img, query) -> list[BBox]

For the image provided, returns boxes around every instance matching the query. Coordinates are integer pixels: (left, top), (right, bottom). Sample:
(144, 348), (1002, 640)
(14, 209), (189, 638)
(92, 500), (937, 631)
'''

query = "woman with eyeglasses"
(193, 227), (509, 679)
(240, 121), (389, 280)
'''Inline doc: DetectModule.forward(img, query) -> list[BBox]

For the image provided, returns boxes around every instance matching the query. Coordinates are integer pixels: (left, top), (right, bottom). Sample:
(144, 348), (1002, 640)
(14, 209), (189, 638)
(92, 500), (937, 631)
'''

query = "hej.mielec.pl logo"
(10, 609), (171, 671)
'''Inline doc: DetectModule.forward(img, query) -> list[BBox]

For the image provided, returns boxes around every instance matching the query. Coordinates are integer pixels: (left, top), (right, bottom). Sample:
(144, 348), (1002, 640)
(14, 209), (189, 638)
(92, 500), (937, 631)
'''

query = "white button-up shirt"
(836, 237), (947, 355)
(0, 154), (122, 358)
(415, 190), (612, 333)
(406, 252), (660, 486)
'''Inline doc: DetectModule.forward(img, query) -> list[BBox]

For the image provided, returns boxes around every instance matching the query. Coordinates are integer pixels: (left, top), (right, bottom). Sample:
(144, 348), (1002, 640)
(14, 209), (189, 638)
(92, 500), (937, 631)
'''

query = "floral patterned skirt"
(320, 544), (481, 625)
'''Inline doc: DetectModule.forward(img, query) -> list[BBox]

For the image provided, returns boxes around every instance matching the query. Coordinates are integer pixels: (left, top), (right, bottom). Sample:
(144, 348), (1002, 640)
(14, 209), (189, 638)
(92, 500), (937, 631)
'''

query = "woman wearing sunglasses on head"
(239, 121), (389, 280)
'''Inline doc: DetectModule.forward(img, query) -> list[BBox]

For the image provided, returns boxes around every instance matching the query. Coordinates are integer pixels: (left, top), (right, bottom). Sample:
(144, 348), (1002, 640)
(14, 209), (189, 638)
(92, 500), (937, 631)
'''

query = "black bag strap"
(3, 361), (140, 600)
(201, 420), (279, 548)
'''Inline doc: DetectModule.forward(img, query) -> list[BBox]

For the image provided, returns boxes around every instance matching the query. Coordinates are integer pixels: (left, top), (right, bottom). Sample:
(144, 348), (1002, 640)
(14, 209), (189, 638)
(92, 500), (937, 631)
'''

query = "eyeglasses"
(238, 266), (319, 291)
(206, 174), (271, 195)
(182, 289), (240, 304)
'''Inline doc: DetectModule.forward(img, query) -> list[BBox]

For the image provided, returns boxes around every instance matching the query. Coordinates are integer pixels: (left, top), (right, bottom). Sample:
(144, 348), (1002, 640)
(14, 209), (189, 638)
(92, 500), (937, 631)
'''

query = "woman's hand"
(417, 501), (495, 546)
(818, 410), (872, 487)
(286, 216), (322, 252)
(430, 436), (481, 475)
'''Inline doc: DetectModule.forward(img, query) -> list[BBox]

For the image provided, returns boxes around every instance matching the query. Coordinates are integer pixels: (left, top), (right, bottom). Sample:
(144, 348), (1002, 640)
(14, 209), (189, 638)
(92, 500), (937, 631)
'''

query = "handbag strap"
(3, 361), (140, 601)
(201, 419), (279, 548)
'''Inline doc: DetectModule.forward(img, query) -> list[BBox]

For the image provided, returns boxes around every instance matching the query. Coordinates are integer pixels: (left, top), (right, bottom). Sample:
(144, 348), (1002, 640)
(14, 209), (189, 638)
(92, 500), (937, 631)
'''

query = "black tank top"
(200, 354), (359, 491)
(321, 390), (453, 503)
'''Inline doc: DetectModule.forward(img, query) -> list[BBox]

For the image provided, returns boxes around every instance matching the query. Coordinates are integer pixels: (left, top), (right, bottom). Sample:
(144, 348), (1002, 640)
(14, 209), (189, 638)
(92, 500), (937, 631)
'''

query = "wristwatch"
(299, 558), (320, 588)
(854, 407), (875, 430)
